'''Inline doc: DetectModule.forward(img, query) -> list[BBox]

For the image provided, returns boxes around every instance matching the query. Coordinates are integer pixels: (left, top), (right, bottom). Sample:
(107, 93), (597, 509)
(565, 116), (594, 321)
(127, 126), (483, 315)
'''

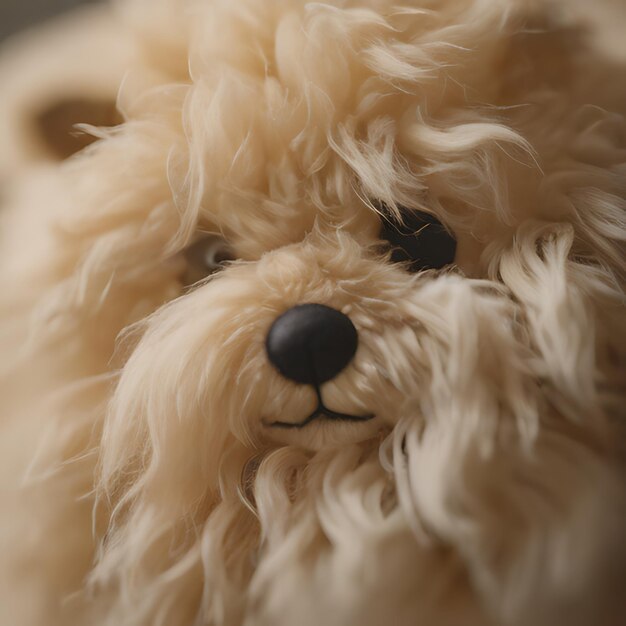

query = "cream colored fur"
(0, 1), (625, 625)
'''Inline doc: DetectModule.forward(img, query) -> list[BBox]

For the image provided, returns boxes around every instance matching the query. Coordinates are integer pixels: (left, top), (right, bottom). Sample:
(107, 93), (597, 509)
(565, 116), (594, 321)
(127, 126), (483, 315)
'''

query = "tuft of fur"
(0, 1), (625, 625)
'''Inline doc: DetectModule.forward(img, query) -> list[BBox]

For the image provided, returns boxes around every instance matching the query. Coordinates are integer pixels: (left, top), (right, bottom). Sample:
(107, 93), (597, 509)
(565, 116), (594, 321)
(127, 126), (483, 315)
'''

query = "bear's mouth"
(265, 385), (375, 429)
(267, 409), (375, 429)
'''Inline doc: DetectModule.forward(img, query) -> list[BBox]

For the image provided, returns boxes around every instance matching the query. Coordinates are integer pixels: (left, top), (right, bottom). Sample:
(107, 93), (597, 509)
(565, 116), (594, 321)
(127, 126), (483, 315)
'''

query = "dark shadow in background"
(0, 0), (100, 42)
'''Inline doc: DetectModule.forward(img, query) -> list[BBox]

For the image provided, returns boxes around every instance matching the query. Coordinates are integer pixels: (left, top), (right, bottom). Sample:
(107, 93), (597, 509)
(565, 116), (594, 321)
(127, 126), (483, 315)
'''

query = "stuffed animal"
(0, 1), (624, 625)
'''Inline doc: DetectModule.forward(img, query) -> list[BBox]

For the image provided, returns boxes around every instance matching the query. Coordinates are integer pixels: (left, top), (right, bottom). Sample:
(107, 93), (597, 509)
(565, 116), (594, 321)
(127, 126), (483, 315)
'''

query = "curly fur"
(0, 1), (625, 625)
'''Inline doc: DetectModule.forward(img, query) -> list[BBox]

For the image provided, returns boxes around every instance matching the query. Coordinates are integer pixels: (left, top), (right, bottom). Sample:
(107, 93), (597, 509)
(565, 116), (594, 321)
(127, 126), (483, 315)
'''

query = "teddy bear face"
(40, 0), (595, 466)
(162, 191), (464, 451)
(2, 2), (625, 625)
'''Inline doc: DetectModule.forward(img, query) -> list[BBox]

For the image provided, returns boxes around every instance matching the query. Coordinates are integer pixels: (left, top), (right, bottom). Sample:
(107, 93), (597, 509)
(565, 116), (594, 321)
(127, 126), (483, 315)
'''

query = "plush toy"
(0, 1), (625, 625)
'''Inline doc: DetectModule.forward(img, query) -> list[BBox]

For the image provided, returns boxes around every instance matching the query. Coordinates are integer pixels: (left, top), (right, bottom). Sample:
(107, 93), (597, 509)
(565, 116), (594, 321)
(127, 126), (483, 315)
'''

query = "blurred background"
(0, 0), (99, 42)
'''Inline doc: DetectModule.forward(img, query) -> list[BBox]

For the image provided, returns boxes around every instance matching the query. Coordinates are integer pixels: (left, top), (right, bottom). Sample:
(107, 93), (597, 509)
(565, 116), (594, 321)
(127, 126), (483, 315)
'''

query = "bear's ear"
(33, 97), (122, 160)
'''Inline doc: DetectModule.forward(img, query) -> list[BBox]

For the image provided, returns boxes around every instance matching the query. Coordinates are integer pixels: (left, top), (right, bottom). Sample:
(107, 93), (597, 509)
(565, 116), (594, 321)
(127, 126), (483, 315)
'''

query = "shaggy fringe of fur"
(1, 1), (625, 625)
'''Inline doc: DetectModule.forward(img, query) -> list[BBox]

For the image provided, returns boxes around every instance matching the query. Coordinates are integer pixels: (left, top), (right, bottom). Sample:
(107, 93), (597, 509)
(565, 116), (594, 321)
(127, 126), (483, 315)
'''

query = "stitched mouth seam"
(268, 385), (374, 428)
(265, 343), (374, 429)
(269, 407), (375, 430)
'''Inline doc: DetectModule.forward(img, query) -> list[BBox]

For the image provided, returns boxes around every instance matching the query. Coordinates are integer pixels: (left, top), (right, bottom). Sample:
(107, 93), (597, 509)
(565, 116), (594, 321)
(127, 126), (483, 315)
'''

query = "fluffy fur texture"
(0, 1), (625, 625)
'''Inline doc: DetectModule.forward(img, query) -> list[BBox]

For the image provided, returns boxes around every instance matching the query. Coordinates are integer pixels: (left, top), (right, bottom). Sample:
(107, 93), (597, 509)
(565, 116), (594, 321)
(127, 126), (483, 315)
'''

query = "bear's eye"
(379, 206), (457, 272)
(182, 234), (236, 284)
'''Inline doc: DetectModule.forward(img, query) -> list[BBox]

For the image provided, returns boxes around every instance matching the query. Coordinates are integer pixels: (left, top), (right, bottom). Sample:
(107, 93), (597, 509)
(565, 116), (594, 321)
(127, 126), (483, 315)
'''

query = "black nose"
(266, 304), (358, 386)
